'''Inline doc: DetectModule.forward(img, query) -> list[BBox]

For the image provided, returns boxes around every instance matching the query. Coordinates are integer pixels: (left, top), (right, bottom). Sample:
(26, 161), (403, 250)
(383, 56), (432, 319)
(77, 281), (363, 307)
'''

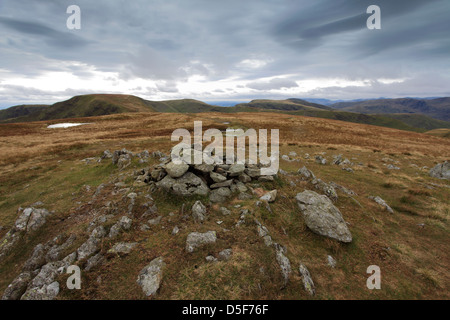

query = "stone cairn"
(135, 151), (277, 203)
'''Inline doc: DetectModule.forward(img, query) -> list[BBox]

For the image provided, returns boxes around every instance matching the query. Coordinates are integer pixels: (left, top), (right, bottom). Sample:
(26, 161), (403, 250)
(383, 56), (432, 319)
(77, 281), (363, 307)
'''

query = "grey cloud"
(246, 78), (298, 91)
(0, 0), (449, 104)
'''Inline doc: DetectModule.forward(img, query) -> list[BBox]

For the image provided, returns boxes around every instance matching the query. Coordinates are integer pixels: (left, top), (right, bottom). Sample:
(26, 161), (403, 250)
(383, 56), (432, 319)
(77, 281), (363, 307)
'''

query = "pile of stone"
(136, 155), (277, 203)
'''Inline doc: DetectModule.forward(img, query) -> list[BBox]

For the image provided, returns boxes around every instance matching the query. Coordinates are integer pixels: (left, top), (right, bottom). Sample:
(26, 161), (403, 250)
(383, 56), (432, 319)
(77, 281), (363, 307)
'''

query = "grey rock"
(23, 244), (47, 271)
(156, 172), (210, 196)
(165, 161), (189, 178)
(315, 155), (327, 165)
(238, 173), (252, 183)
(192, 201), (207, 223)
(117, 154), (131, 170)
(171, 226), (180, 235)
(85, 253), (105, 271)
(258, 175), (274, 182)
(108, 242), (138, 255)
(298, 166), (316, 181)
(210, 179), (233, 189)
(2, 272), (31, 300)
(299, 263), (315, 296)
(429, 161), (450, 180)
(296, 190), (352, 243)
(369, 196), (394, 214)
(218, 248), (232, 261)
(311, 179), (338, 202)
(219, 207), (231, 215)
(327, 255), (337, 268)
(206, 255), (218, 263)
(260, 190), (277, 203)
(21, 281), (60, 300)
(186, 231), (217, 253)
(228, 164), (245, 177)
(137, 257), (165, 297)
(194, 164), (215, 173)
(210, 187), (232, 203)
(148, 216), (162, 225)
(210, 172), (227, 183)
(77, 236), (99, 261)
(274, 244), (291, 288)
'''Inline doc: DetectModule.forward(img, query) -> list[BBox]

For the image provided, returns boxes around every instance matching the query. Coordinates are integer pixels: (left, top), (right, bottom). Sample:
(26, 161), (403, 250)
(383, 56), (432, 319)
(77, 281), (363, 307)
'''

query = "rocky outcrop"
(296, 190), (352, 243)
(0, 207), (52, 263)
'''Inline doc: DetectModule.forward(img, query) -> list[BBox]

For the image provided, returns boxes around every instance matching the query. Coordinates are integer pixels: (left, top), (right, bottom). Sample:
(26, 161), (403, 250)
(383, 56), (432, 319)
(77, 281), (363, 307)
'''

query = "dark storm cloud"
(0, 0), (449, 104)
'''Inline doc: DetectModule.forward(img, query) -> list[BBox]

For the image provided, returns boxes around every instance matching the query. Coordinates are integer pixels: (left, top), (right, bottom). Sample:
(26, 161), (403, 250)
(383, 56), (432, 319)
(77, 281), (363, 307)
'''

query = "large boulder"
(429, 161), (450, 180)
(156, 172), (209, 196)
(137, 257), (165, 297)
(296, 190), (352, 243)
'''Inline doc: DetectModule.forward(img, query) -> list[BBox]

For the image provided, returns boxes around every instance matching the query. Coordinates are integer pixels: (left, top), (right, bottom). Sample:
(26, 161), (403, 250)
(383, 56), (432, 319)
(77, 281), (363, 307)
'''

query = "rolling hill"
(1, 94), (449, 134)
(331, 97), (450, 121)
(0, 104), (48, 122)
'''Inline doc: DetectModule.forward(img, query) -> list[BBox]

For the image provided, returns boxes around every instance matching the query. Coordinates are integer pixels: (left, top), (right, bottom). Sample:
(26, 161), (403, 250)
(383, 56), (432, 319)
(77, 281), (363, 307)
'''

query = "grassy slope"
(425, 128), (450, 138)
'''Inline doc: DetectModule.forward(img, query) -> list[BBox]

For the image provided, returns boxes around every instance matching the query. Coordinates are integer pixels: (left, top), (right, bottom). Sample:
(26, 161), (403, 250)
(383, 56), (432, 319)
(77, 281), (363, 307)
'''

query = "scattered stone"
(192, 201), (207, 223)
(108, 242), (138, 255)
(171, 226), (180, 235)
(260, 190), (277, 203)
(327, 255), (337, 268)
(386, 164), (400, 170)
(274, 244), (291, 288)
(85, 253), (105, 271)
(186, 231), (217, 253)
(296, 190), (352, 243)
(298, 166), (316, 180)
(218, 249), (232, 261)
(206, 255), (218, 263)
(148, 216), (163, 226)
(219, 207), (231, 216)
(369, 196), (394, 214)
(137, 257), (165, 297)
(299, 263), (315, 296)
(315, 155), (327, 165)
(311, 179), (338, 202)
(117, 154), (131, 170)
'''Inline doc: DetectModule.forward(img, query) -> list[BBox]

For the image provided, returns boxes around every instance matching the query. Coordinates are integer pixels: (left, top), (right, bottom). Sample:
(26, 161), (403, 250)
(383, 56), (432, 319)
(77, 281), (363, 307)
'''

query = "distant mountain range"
(330, 97), (450, 121)
(1, 94), (449, 134)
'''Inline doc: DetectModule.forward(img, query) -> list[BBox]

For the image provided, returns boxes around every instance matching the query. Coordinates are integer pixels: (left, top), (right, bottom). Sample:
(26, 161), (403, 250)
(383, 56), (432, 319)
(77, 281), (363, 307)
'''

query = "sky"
(0, 0), (449, 107)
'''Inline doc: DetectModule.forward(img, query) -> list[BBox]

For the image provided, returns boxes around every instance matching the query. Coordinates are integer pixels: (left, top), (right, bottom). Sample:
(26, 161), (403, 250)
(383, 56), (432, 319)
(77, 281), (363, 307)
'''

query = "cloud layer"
(0, 0), (449, 106)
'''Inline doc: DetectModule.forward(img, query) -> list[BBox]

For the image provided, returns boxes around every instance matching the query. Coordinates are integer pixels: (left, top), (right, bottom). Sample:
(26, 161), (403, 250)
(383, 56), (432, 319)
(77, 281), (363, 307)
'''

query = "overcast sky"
(0, 0), (449, 107)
